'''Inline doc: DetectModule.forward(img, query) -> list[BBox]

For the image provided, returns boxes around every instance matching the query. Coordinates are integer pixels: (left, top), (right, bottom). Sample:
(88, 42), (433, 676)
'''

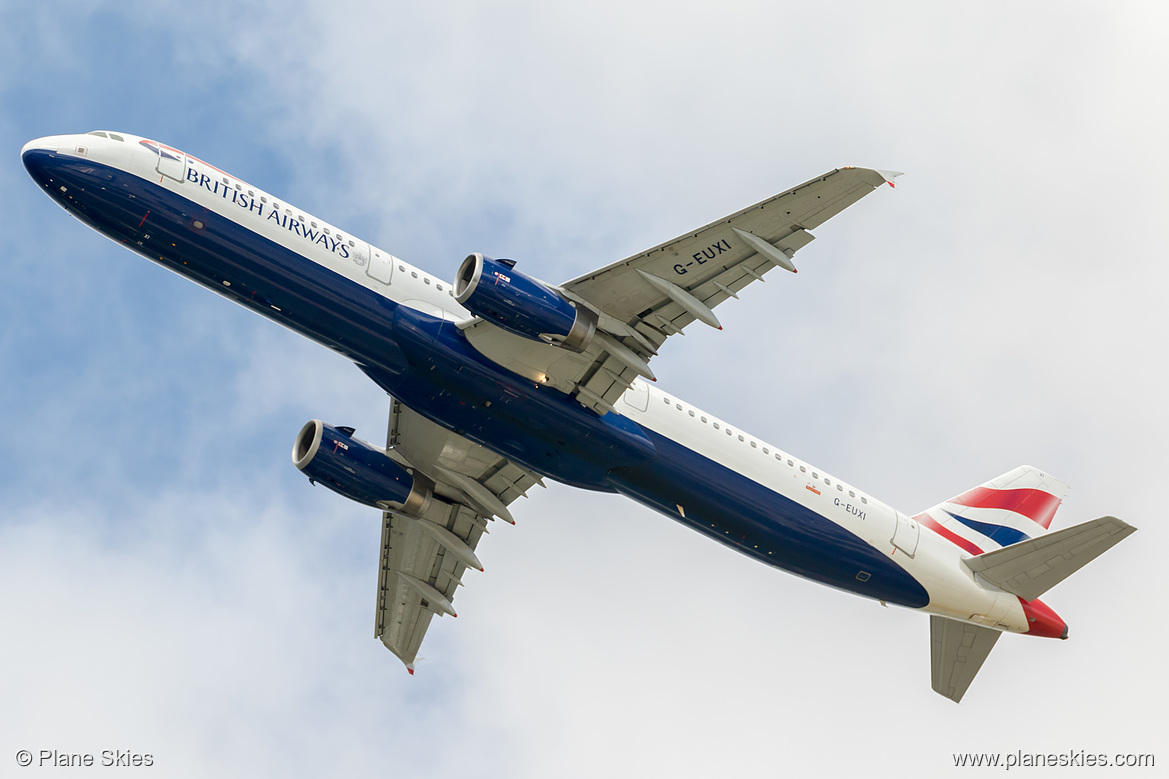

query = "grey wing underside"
(374, 398), (544, 672)
(459, 167), (897, 414)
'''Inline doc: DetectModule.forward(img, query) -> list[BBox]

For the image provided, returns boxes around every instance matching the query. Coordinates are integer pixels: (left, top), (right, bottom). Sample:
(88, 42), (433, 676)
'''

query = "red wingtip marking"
(407, 668), (414, 675)
(718, 326), (724, 331)
(479, 567), (485, 572)
(888, 181), (895, 188)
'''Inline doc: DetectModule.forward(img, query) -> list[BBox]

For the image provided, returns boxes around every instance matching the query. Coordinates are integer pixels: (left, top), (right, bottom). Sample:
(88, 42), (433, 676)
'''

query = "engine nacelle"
(455, 253), (596, 351)
(292, 420), (432, 514)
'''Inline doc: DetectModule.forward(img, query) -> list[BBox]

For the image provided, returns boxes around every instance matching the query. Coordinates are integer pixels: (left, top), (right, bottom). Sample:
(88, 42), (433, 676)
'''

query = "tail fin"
(915, 465), (1069, 555)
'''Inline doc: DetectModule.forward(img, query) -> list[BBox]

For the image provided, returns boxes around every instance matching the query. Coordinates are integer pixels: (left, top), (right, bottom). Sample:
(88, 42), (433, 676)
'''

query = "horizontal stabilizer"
(930, 615), (1001, 703)
(963, 516), (1136, 601)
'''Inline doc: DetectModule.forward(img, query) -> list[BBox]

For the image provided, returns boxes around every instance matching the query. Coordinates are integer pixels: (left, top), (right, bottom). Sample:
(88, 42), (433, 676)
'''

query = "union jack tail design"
(914, 465), (1069, 555)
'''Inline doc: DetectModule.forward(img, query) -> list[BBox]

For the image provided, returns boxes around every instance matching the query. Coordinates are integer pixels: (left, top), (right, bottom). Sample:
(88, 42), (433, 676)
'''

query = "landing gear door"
(154, 142), (186, 183)
(892, 511), (920, 558)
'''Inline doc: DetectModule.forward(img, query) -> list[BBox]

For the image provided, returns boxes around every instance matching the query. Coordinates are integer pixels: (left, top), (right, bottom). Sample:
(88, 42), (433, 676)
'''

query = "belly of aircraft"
(607, 430), (930, 608)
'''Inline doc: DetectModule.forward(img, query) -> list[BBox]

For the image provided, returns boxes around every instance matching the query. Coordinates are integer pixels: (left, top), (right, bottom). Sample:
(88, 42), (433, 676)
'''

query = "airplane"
(22, 131), (1136, 702)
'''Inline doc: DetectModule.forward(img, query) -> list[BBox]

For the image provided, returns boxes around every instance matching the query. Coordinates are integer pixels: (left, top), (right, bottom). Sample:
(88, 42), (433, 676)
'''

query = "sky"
(1, 1), (1166, 776)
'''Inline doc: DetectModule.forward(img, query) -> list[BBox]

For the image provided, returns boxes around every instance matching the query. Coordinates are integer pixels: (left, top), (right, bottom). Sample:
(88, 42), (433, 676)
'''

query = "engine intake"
(455, 253), (596, 351)
(292, 420), (432, 514)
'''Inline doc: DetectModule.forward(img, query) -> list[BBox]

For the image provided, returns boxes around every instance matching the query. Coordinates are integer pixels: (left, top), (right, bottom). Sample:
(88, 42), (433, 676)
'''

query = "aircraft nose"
(22, 136), (56, 156)
(21, 135), (60, 162)
(21, 136), (60, 183)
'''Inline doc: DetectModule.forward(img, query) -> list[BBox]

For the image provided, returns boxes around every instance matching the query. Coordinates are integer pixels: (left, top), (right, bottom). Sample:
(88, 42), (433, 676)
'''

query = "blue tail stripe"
(946, 511), (1031, 547)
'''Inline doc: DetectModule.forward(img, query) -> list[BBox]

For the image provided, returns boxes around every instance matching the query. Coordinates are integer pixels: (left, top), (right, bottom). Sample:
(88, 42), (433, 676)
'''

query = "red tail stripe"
(949, 486), (1061, 529)
(916, 512), (984, 555)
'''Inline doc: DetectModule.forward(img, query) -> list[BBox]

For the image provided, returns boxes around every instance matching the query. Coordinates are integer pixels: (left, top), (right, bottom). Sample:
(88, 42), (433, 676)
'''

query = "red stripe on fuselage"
(949, 486), (1061, 529)
(916, 512), (985, 555)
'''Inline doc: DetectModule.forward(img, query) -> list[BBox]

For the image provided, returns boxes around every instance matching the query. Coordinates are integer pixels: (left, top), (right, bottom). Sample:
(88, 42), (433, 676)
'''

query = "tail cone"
(1020, 597), (1068, 639)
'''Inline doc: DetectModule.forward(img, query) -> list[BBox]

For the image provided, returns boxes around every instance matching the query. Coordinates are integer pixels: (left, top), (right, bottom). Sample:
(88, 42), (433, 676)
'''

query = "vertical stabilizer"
(915, 465), (1068, 554)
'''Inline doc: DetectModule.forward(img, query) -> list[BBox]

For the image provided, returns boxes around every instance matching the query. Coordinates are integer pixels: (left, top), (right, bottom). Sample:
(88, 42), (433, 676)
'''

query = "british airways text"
(185, 167), (351, 258)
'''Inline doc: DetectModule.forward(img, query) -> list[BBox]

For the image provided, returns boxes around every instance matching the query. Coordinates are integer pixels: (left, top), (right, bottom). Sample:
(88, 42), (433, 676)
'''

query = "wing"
(374, 398), (544, 672)
(460, 167), (898, 414)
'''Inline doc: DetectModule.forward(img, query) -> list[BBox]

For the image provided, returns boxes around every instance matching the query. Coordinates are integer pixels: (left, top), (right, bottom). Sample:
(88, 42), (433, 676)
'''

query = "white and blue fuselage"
(21, 131), (1061, 642)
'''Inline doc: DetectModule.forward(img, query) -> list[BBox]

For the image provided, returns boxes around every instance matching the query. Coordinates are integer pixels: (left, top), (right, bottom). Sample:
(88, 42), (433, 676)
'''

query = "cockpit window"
(88, 131), (109, 138)
(109, 133), (124, 142)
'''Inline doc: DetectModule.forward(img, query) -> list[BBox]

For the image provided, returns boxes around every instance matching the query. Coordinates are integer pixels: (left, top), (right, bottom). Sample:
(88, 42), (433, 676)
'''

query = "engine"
(292, 420), (432, 514)
(455, 253), (596, 351)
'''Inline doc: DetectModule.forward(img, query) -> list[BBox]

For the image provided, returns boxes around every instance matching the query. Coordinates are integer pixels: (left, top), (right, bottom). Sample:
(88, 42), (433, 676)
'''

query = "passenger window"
(861, 497), (868, 504)
(762, 447), (768, 454)
(688, 410), (695, 417)
(787, 459), (794, 466)
(849, 491), (855, 498)
(726, 429), (732, 436)
(750, 441), (757, 448)
(837, 484), (844, 491)
(424, 278), (431, 285)
(713, 423), (719, 429)
(800, 466), (807, 473)
(700, 416), (707, 423)
(812, 472), (819, 479)
(825, 478), (831, 486)
(411, 272), (418, 279)
(738, 435), (745, 442)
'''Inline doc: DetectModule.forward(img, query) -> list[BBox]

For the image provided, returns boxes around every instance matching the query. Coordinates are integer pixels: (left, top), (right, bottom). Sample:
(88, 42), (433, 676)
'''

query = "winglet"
(876, 169), (904, 188)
